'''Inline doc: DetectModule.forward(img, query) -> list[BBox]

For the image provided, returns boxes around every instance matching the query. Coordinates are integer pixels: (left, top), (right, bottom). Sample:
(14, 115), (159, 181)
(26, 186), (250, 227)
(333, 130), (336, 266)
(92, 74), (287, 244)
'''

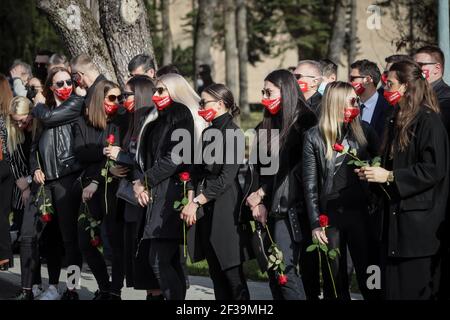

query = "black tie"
(360, 104), (366, 117)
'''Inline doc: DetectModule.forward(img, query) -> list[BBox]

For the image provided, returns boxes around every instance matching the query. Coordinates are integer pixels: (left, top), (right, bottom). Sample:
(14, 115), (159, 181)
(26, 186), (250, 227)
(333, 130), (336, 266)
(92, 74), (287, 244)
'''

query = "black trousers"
(148, 239), (186, 300)
(321, 200), (373, 300)
(268, 218), (306, 300)
(300, 234), (321, 300)
(78, 180), (125, 294)
(42, 172), (83, 272)
(383, 255), (440, 300)
(199, 233), (249, 300)
(0, 166), (13, 262)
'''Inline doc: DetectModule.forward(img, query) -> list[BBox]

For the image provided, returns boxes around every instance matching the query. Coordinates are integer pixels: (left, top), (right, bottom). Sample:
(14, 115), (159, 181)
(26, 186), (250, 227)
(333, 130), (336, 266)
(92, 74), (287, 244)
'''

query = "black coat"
(30, 95), (84, 180)
(370, 93), (392, 140)
(302, 121), (379, 229)
(187, 113), (252, 270)
(138, 102), (195, 240)
(306, 91), (322, 117)
(432, 79), (450, 136)
(382, 107), (449, 258)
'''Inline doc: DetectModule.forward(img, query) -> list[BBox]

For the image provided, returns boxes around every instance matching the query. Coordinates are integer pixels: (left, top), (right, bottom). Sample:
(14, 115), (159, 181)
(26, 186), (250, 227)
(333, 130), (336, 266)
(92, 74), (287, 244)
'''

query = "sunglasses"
(53, 79), (73, 88)
(155, 87), (167, 95)
(417, 62), (437, 67)
(349, 76), (366, 82)
(294, 73), (316, 80)
(106, 94), (122, 103)
(199, 99), (216, 108)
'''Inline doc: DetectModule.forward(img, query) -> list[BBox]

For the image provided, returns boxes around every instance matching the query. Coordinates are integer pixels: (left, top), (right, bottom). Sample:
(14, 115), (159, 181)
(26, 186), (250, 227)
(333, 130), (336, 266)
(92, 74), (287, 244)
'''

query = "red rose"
(319, 214), (329, 228)
(179, 172), (190, 182)
(106, 134), (115, 145)
(90, 236), (101, 247)
(278, 274), (288, 286)
(40, 213), (52, 223)
(333, 143), (344, 152)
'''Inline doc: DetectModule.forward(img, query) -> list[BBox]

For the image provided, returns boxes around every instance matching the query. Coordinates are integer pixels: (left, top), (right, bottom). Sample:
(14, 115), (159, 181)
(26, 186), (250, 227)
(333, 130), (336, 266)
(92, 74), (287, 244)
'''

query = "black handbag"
(116, 179), (139, 206)
(251, 222), (270, 273)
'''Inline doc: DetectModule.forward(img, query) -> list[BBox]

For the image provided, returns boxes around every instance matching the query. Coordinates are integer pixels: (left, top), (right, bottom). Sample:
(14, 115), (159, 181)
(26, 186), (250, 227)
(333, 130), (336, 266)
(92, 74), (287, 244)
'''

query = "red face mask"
(104, 102), (119, 116)
(54, 87), (73, 101)
(152, 95), (173, 111)
(261, 97), (281, 115)
(383, 90), (402, 106)
(381, 73), (388, 85)
(422, 69), (430, 80)
(351, 82), (365, 95)
(198, 108), (217, 122)
(297, 80), (308, 93)
(343, 107), (360, 123)
(123, 99), (135, 112)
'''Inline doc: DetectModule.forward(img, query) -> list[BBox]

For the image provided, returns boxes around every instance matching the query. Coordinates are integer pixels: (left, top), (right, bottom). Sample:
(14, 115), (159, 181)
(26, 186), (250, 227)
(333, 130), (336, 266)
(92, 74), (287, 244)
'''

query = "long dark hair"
(86, 80), (119, 130)
(123, 75), (156, 146)
(387, 60), (439, 152)
(260, 69), (307, 150)
(43, 67), (72, 108)
(202, 83), (240, 117)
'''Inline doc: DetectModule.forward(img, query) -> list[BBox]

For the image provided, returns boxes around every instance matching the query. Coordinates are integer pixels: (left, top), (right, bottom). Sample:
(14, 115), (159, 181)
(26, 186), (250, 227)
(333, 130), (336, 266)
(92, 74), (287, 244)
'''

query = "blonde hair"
(157, 73), (208, 144)
(6, 96), (36, 153)
(319, 81), (367, 160)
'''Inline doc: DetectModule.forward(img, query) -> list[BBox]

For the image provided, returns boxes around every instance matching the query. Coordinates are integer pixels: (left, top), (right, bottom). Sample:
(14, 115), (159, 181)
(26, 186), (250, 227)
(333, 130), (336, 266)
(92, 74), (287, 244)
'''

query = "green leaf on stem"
(173, 201), (181, 209)
(101, 169), (107, 177)
(181, 197), (189, 206)
(306, 244), (318, 252)
(328, 249), (337, 260)
(90, 229), (95, 238)
(319, 243), (329, 253)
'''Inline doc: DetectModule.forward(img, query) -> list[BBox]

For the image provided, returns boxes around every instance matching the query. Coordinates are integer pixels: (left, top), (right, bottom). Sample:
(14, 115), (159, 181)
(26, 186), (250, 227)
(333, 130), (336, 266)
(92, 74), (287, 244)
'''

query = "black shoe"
(12, 290), (33, 300)
(146, 294), (164, 301)
(92, 290), (111, 300)
(60, 289), (79, 300)
(109, 293), (121, 300)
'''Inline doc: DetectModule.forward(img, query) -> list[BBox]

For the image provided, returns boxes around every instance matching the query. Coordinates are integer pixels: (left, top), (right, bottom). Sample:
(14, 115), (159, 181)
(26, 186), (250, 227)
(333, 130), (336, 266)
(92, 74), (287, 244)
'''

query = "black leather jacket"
(30, 95), (84, 181)
(302, 121), (379, 229)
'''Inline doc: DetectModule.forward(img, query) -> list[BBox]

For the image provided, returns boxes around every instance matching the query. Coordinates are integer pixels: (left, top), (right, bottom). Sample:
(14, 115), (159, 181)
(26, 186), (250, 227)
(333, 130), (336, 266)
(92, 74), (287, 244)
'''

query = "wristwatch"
(193, 197), (202, 208)
(387, 171), (394, 184)
(26, 175), (33, 185)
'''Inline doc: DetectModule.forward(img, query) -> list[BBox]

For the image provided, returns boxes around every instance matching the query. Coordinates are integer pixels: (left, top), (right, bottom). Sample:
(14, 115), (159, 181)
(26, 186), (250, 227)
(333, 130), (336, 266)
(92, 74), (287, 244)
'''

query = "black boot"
(60, 289), (79, 300)
(146, 294), (165, 301)
(92, 290), (111, 300)
(13, 289), (33, 300)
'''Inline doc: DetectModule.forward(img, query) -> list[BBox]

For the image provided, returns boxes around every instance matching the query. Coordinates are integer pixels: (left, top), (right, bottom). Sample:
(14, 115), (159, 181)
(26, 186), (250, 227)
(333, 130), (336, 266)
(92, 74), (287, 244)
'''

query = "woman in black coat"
(303, 81), (379, 300)
(103, 75), (161, 299)
(74, 79), (128, 300)
(182, 83), (251, 300)
(132, 73), (207, 300)
(0, 116), (13, 270)
(244, 69), (317, 300)
(358, 60), (449, 300)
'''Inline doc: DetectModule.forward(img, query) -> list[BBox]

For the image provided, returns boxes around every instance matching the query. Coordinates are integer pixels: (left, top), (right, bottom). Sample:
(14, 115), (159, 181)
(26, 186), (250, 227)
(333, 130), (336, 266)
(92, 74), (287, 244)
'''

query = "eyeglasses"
(155, 87), (167, 95)
(199, 99), (217, 108)
(53, 79), (73, 88)
(349, 76), (366, 82)
(106, 94), (122, 103)
(294, 73), (316, 80)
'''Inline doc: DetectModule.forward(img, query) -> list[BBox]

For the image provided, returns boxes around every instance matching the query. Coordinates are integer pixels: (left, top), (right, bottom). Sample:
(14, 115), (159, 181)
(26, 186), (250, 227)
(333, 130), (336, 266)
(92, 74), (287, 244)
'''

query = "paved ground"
(0, 256), (272, 300)
(0, 256), (362, 300)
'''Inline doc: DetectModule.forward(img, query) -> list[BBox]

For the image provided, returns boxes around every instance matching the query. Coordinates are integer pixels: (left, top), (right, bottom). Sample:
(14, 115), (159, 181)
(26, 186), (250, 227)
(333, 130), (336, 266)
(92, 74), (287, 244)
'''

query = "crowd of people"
(0, 45), (449, 301)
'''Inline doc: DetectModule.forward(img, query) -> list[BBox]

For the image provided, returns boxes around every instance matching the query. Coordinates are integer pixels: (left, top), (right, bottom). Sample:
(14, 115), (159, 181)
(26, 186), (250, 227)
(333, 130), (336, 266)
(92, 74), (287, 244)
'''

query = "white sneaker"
(39, 285), (60, 300)
(32, 285), (44, 299)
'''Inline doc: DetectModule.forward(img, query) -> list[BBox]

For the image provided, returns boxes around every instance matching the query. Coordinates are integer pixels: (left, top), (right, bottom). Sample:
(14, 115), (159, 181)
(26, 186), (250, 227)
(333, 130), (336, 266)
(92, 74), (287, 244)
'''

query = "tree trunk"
(194, 0), (217, 89)
(98, 0), (156, 86)
(347, 0), (358, 66)
(236, 0), (249, 118)
(327, 0), (348, 65)
(85, 0), (100, 24)
(36, 0), (116, 81)
(224, 0), (239, 99)
(161, 0), (173, 65)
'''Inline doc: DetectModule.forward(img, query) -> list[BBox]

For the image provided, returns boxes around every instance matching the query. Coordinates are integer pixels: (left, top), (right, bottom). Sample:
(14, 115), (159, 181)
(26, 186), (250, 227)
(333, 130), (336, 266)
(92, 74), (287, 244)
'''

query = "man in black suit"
(415, 45), (450, 300)
(350, 59), (391, 140)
